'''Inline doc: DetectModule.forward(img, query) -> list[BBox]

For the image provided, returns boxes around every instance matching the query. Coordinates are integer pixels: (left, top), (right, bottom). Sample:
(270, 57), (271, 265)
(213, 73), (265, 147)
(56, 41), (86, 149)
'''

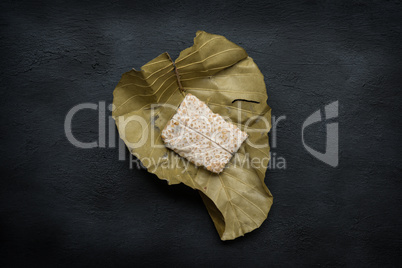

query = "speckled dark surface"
(1, 0), (401, 266)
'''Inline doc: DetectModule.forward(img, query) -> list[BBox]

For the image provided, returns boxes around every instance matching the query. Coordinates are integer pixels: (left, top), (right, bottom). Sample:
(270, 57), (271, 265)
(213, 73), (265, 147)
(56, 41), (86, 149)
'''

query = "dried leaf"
(112, 31), (273, 240)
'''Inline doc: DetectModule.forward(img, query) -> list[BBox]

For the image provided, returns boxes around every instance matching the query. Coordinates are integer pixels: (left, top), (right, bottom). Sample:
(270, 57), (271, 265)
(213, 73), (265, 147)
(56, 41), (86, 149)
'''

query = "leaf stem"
(166, 53), (185, 96)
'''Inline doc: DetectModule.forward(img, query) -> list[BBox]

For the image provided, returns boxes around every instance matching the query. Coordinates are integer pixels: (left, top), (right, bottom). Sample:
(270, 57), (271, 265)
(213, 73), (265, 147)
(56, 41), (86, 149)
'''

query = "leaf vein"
(231, 203), (259, 227)
(177, 48), (244, 70)
(175, 36), (225, 64)
(186, 87), (267, 97)
(119, 71), (174, 89)
(225, 185), (267, 217)
(180, 73), (261, 82)
(114, 76), (176, 113)
(218, 174), (244, 234)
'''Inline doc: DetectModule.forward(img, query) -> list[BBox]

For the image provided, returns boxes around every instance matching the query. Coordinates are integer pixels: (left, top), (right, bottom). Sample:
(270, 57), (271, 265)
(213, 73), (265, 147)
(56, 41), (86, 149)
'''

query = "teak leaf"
(112, 31), (273, 240)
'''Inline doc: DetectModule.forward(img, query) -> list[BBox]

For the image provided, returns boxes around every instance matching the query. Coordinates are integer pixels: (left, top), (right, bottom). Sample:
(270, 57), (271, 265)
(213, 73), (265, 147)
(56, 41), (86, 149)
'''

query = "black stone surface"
(1, 0), (401, 266)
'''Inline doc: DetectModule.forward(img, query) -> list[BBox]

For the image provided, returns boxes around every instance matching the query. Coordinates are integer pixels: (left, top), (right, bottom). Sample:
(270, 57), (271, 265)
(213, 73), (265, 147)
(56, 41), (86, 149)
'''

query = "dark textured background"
(1, 0), (401, 266)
